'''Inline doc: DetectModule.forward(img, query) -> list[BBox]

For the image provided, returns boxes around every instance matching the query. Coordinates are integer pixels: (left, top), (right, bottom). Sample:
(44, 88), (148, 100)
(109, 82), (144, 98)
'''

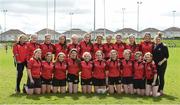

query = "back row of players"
(13, 32), (169, 97)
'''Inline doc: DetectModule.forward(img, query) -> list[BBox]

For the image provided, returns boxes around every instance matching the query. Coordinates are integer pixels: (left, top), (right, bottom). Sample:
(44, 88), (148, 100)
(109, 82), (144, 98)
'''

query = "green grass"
(0, 44), (180, 104)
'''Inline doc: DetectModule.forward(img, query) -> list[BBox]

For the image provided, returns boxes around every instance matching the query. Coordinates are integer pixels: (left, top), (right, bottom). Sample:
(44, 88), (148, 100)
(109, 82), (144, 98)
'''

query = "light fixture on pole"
(69, 12), (74, 36)
(93, 0), (96, 42)
(103, 0), (106, 36)
(172, 10), (176, 27)
(2, 9), (8, 32)
(46, 0), (49, 34)
(122, 8), (125, 29)
(53, 0), (56, 43)
(137, 1), (142, 38)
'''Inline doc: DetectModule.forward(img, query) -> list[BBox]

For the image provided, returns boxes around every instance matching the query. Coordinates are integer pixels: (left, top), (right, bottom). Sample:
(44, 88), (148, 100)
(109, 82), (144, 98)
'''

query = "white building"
(0, 29), (25, 42)
(115, 28), (138, 38)
(63, 28), (87, 39)
(36, 28), (61, 42)
(163, 27), (180, 38)
(140, 28), (161, 38)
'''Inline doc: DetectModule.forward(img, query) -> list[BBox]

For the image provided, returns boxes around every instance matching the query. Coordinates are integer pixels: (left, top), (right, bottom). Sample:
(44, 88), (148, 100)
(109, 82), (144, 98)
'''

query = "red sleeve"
(13, 44), (20, 62)
(27, 59), (34, 69)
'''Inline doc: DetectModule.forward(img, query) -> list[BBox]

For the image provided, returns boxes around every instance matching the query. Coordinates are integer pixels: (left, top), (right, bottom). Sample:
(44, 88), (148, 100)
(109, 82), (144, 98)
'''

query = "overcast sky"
(0, 0), (180, 34)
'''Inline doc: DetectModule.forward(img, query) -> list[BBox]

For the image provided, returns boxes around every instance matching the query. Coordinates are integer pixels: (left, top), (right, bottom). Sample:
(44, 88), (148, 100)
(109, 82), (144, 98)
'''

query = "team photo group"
(12, 32), (169, 97)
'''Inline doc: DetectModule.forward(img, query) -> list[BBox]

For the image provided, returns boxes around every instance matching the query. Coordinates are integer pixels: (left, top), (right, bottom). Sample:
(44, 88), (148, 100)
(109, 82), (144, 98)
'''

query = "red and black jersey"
(40, 43), (55, 59)
(13, 42), (28, 63)
(145, 61), (157, 80)
(103, 43), (113, 59)
(113, 42), (126, 59)
(67, 43), (80, 54)
(79, 40), (93, 58)
(140, 41), (154, 55)
(27, 58), (41, 78)
(106, 59), (120, 77)
(133, 61), (145, 79)
(93, 43), (104, 59)
(41, 61), (54, 80)
(126, 44), (140, 60)
(120, 59), (134, 77)
(80, 61), (93, 79)
(26, 41), (40, 60)
(93, 59), (106, 79)
(54, 43), (68, 58)
(54, 61), (67, 80)
(67, 58), (81, 76)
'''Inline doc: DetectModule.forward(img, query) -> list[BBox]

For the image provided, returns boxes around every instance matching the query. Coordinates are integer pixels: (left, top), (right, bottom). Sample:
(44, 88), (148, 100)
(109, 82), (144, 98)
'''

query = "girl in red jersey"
(26, 35), (40, 61)
(133, 51), (145, 96)
(79, 33), (93, 59)
(13, 34), (28, 93)
(93, 50), (107, 93)
(126, 34), (140, 61)
(93, 34), (104, 59)
(54, 35), (68, 58)
(113, 34), (126, 60)
(25, 48), (42, 95)
(120, 49), (134, 94)
(41, 52), (54, 94)
(53, 52), (67, 93)
(103, 35), (113, 60)
(67, 34), (80, 54)
(80, 52), (93, 93)
(40, 34), (55, 60)
(106, 50), (121, 94)
(67, 49), (81, 93)
(144, 52), (159, 97)
(140, 32), (154, 55)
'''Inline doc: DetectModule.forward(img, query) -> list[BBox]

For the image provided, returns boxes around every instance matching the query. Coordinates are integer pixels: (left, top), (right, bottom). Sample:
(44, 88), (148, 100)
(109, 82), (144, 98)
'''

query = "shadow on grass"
(152, 94), (178, 102)
(9, 92), (178, 102)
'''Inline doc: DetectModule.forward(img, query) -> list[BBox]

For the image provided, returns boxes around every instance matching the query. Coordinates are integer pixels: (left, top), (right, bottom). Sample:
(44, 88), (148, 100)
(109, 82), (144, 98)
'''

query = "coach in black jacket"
(153, 32), (169, 96)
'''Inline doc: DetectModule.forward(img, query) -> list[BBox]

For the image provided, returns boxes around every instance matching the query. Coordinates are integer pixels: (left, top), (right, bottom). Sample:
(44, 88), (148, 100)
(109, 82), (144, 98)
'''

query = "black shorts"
(81, 78), (93, 85)
(122, 77), (133, 84)
(52, 78), (66, 87)
(93, 78), (106, 86)
(146, 79), (159, 86)
(67, 73), (79, 84)
(27, 77), (41, 89)
(133, 79), (145, 89)
(41, 77), (52, 85)
(108, 77), (121, 85)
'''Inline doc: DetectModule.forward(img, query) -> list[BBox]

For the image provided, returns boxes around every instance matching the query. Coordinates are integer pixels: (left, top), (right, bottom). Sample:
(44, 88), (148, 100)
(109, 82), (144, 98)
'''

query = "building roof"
(163, 27), (180, 32)
(63, 28), (87, 35)
(0, 29), (25, 36)
(115, 28), (138, 33)
(140, 28), (160, 33)
(36, 28), (60, 35)
(90, 28), (114, 35)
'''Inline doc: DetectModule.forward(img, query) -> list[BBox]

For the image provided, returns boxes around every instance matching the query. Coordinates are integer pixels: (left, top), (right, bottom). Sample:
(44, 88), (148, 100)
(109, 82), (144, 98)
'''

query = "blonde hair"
(96, 50), (103, 56)
(33, 48), (41, 54)
(17, 34), (27, 42)
(123, 49), (131, 56)
(82, 52), (92, 60)
(110, 50), (118, 58)
(144, 52), (153, 60)
(71, 34), (78, 39)
(135, 51), (142, 60)
(84, 33), (91, 38)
